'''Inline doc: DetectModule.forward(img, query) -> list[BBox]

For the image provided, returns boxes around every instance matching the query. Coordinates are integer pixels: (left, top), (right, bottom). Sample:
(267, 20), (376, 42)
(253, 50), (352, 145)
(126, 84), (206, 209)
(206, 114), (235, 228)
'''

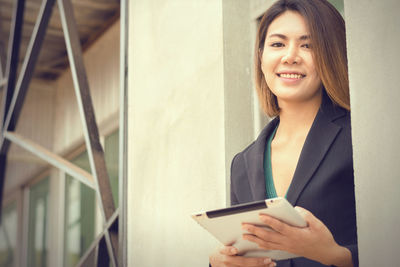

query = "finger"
(259, 214), (294, 235)
(224, 255), (273, 267)
(219, 246), (238, 255)
(242, 224), (283, 244)
(294, 206), (313, 221)
(242, 233), (283, 251)
(294, 206), (322, 228)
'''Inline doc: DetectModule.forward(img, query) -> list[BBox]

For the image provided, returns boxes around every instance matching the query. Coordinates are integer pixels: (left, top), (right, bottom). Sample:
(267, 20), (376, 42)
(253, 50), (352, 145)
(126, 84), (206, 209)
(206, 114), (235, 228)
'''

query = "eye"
(270, 42), (284, 48)
(301, 43), (312, 49)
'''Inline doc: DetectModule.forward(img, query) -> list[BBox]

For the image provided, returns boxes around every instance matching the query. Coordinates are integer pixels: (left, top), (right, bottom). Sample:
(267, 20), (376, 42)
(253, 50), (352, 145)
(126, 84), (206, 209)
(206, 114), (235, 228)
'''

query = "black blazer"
(230, 96), (358, 267)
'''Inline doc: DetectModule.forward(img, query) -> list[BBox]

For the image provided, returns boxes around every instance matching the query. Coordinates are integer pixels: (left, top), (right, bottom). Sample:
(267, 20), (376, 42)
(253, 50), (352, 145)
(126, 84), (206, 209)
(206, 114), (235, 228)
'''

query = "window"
(63, 130), (119, 266)
(27, 177), (50, 267)
(0, 201), (17, 267)
(105, 130), (119, 207)
(63, 151), (95, 267)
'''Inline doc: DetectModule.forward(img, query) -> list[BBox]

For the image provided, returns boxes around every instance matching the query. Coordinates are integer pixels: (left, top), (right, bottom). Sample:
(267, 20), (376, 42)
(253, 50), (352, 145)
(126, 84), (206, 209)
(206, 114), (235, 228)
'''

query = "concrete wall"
(222, 0), (255, 204)
(345, 1), (400, 266)
(127, 1), (226, 266)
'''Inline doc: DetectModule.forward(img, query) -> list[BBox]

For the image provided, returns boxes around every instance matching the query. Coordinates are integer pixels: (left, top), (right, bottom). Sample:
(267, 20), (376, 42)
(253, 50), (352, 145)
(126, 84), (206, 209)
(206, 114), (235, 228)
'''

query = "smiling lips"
(277, 73), (305, 79)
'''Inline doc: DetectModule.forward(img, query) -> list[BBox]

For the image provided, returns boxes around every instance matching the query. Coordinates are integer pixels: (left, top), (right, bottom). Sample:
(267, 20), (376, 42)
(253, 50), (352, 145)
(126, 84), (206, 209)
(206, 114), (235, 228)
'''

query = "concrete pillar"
(345, 1), (400, 266)
(127, 1), (226, 266)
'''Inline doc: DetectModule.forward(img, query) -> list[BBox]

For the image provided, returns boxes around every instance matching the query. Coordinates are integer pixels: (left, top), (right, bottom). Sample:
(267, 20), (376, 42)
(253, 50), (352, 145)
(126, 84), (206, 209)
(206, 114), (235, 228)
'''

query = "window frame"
(60, 122), (120, 266)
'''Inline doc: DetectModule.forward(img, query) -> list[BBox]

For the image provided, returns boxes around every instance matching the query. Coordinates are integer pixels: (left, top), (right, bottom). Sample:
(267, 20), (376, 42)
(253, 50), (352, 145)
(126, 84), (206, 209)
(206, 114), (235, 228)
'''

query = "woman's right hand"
(209, 246), (276, 267)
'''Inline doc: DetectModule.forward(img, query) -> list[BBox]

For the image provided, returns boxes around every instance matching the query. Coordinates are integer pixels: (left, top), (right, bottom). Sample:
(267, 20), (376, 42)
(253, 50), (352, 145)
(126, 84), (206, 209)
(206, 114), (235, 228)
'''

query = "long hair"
(255, 0), (349, 117)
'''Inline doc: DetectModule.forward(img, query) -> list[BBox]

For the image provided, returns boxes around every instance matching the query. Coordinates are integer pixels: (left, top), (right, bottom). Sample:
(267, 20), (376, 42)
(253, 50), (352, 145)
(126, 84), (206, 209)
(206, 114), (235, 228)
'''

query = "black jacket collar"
(242, 95), (347, 204)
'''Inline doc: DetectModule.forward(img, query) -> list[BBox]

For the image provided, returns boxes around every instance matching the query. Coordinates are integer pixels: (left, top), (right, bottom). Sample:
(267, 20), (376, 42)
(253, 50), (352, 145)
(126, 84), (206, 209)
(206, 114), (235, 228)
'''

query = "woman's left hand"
(242, 206), (353, 267)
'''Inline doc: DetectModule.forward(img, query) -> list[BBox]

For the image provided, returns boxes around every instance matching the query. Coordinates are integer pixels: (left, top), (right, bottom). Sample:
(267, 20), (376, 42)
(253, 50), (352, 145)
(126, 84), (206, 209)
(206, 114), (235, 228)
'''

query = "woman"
(210, 0), (357, 266)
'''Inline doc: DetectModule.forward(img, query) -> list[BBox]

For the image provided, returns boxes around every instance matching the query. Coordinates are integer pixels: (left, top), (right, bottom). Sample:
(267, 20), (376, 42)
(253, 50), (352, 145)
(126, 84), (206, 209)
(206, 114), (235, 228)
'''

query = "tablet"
(191, 197), (307, 260)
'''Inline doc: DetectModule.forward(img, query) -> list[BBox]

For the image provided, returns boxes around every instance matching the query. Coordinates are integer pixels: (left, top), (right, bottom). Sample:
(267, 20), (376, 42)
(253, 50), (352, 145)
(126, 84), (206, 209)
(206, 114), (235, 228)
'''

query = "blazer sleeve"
(345, 244), (358, 267)
(230, 153), (240, 206)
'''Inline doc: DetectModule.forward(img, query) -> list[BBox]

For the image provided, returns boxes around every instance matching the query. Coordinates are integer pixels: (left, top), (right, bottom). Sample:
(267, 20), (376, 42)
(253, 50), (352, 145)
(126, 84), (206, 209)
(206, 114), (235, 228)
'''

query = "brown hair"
(255, 0), (349, 117)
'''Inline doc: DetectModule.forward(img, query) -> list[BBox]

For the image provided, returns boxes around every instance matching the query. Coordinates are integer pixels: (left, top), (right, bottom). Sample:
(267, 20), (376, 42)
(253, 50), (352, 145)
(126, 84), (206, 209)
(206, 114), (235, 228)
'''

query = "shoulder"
(332, 109), (353, 157)
(231, 117), (279, 166)
(319, 92), (351, 128)
(328, 105), (352, 141)
(331, 107), (351, 127)
(230, 141), (254, 176)
(318, 93), (352, 139)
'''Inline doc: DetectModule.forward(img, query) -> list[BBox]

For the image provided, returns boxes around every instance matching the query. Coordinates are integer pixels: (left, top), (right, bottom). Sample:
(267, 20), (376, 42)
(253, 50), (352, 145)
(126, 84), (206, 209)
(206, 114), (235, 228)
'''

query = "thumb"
(294, 206), (309, 216)
(295, 206), (324, 228)
(219, 246), (238, 256)
(294, 206), (315, 225)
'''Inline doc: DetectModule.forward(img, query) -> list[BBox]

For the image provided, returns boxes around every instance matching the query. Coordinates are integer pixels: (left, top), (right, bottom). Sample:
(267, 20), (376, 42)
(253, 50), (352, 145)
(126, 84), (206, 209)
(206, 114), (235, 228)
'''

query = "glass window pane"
(64, 131), (119, 266)
(0, 202), (17, 267)
(64, 151), (95, 267)
(27, 177), (50, 267)
(105, 130), (119, 207)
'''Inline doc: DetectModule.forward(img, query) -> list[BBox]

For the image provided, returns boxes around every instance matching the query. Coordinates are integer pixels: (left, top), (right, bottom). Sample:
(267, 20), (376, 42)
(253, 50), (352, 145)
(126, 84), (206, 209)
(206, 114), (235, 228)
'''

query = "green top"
(264, 125), (285, 199)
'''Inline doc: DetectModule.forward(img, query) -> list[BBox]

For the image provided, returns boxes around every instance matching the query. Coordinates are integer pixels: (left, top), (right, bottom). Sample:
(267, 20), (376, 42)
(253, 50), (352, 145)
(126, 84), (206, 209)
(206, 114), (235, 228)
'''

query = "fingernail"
(230, 247), (237, 254)
(264, 258), (271, 264)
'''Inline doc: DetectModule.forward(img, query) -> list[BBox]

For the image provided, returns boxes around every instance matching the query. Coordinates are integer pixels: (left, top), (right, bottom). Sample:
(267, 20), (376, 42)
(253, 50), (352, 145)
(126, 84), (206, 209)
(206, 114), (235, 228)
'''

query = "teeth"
(279, 73), (303, 79)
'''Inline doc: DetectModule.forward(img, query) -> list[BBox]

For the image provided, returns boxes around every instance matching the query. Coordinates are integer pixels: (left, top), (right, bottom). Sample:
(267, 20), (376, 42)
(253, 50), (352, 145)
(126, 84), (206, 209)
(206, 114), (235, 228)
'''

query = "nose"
(281, 45), (301, 64)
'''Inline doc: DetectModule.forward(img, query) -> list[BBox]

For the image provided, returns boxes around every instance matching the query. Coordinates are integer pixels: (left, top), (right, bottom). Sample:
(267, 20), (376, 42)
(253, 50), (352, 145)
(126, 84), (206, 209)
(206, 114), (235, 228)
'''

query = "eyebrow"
(267, 33), (310, 41)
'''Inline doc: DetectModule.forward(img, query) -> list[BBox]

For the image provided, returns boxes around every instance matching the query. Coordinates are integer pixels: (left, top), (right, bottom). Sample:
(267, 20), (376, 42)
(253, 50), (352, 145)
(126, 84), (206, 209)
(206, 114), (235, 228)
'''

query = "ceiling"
(0, 0), (120, 81)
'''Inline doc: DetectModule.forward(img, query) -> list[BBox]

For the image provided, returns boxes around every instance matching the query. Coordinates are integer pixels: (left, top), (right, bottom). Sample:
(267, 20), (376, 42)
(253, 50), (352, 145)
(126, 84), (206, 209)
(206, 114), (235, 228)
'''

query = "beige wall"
(127, 0), (226, 266)
(4, 81), (56, 193)
(345, 1), (400, 266)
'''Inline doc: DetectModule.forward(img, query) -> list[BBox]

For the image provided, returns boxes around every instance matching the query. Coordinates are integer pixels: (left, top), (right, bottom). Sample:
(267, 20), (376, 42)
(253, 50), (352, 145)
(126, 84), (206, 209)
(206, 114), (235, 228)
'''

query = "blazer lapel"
(243, 118), (279, 201)
(286, 97), (347, 205)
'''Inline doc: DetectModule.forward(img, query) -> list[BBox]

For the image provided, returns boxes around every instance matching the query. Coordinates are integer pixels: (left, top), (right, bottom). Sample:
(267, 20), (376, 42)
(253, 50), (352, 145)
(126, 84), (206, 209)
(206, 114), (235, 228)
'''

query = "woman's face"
(261, 11), (322, 108)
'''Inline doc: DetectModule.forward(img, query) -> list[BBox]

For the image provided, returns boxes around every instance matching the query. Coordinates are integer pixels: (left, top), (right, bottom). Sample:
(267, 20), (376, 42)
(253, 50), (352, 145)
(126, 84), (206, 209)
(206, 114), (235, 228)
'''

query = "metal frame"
(0, 0), (25, 132)
(0, 0), (126, 265)
(0, 0), (26, 209)
(20, 185), (31, 267)
(119, 0), (128, 265)
(1, 0), (55, 152)
(4, 131), (95, 189)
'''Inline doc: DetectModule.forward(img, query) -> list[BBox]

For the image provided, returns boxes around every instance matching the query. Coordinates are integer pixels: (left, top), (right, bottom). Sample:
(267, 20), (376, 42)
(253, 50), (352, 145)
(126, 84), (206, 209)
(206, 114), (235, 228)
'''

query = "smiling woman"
(209, 1), (357, 267)
(261, 11), (322, 115)
(255, 0), (349, 117)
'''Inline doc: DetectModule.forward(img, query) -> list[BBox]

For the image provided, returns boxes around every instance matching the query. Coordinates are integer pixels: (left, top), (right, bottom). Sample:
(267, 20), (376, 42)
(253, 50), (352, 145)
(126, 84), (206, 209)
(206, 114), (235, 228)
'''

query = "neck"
(276, 95), (322, 139)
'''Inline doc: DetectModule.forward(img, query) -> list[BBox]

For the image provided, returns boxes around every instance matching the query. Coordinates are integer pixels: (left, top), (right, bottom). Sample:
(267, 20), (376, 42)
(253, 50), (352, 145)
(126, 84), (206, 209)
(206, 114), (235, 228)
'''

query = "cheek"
(261, 53), (279, 74)
(261, 60), (272, 79)
(310, 70), (322, 85)
(308, 57), (319, 77)
(261, 60), (266, 74)
(260, 53), (269, 72)
(305, 59), (321, 84)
